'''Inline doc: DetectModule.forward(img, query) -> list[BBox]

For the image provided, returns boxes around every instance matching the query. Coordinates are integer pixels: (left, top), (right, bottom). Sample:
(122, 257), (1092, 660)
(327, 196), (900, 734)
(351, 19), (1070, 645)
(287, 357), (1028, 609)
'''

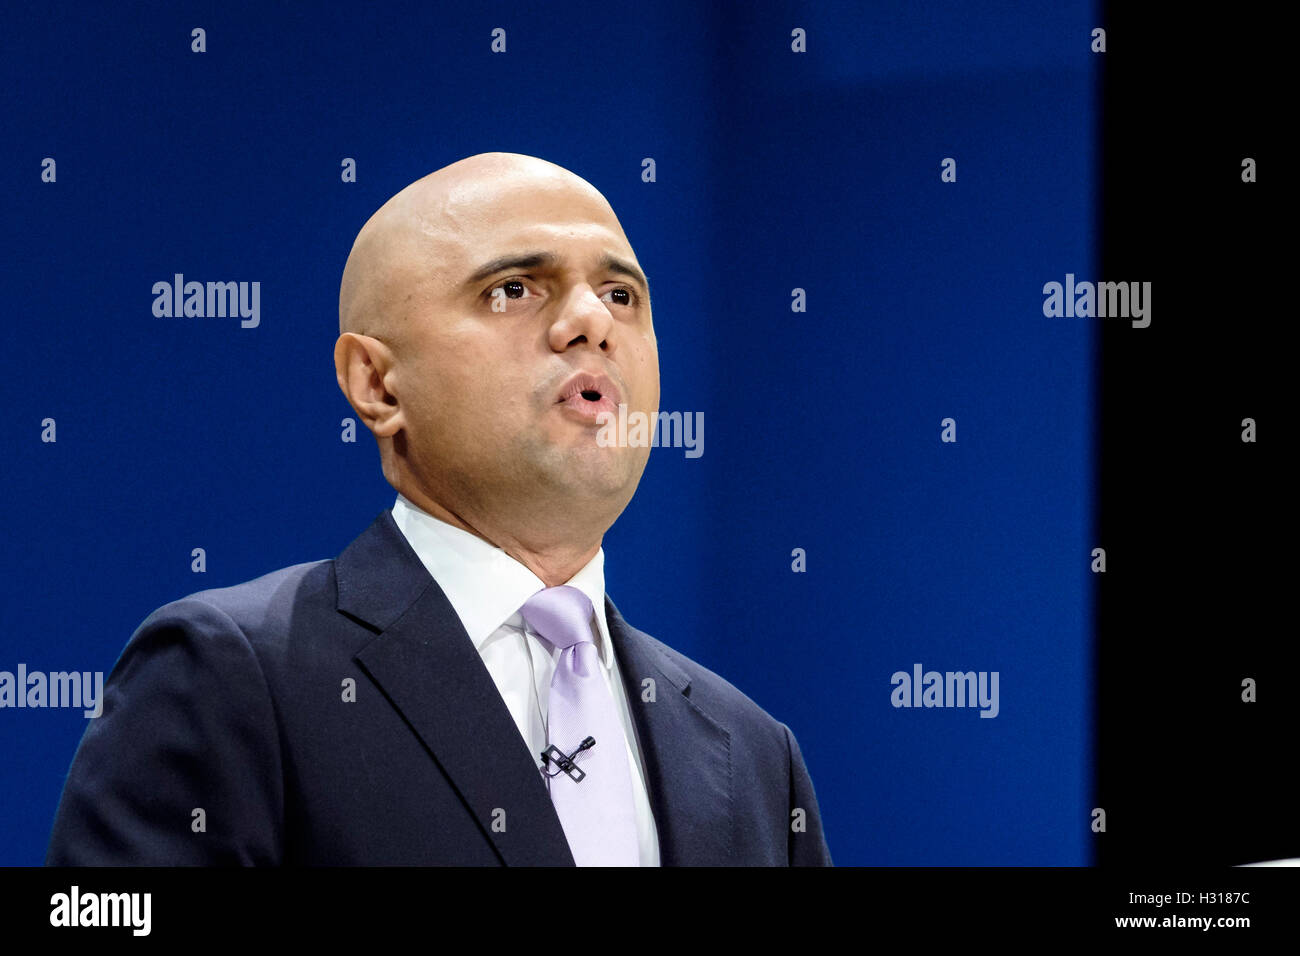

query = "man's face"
(387, 170), (660, 523)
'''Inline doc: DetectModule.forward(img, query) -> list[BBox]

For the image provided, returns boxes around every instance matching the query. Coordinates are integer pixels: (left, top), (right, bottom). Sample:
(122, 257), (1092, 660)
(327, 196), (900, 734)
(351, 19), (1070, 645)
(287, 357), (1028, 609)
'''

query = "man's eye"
(494, 279), (530, 299)
(602, 288), (635, 306)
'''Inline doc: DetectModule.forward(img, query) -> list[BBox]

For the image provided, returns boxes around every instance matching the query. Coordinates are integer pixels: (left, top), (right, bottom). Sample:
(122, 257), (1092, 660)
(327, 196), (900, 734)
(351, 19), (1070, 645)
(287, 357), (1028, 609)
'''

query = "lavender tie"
(519, 586), (639, 866)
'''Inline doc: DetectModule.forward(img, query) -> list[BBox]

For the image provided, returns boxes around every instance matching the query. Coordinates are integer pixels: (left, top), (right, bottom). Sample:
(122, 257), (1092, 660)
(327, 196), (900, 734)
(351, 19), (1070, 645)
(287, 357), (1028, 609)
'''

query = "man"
(45, 153), (832, 866)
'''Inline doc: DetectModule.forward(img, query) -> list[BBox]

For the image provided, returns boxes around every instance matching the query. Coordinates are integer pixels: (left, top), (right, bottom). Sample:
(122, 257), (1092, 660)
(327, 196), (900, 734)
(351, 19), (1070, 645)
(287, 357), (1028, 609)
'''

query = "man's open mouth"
(556, 371), (622, 407)
(555, 371), (622, 421)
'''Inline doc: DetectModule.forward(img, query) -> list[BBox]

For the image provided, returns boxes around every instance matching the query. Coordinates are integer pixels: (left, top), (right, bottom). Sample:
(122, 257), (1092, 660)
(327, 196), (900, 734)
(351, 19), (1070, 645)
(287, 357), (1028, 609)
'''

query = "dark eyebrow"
(463, 252), (559, 288)
(598, 253), (650, 296)
(461, 250), (650, 296)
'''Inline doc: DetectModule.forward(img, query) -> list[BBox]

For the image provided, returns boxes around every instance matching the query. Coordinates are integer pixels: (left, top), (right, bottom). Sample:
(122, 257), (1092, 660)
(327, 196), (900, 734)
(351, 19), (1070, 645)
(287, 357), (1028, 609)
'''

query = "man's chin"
(545, 446), (644, 496)
(562, 463), (640, 499)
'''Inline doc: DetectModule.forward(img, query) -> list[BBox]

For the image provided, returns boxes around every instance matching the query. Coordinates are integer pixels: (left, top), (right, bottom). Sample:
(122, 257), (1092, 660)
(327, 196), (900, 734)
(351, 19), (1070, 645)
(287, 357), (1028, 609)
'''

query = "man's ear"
(334, 333), (403, 438)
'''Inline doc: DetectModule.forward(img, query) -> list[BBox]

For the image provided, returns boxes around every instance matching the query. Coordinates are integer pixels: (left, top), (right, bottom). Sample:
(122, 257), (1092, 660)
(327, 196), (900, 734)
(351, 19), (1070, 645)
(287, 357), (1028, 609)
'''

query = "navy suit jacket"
(46, 509), (832, 866)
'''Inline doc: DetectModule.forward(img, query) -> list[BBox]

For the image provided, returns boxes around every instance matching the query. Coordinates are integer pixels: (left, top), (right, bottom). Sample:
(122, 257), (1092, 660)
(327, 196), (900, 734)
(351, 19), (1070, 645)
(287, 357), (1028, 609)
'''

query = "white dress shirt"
(390, 493), (660, 866)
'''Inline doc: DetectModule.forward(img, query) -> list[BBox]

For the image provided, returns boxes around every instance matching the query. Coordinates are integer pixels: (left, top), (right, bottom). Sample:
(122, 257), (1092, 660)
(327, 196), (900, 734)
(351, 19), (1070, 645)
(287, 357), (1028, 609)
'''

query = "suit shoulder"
(133, 558), (335, 648)
(628, 626), (791, 743)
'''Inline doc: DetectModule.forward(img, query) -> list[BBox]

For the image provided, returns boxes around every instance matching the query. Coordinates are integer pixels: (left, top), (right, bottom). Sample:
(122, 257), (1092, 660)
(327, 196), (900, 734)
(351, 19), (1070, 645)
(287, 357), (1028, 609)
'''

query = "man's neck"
(397, 489), (603, 588)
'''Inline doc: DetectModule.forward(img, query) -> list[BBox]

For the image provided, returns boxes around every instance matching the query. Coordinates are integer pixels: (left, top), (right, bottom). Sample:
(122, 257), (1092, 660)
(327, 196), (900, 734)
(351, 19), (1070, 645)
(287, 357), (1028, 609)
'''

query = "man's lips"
(554, 371), (622, 423)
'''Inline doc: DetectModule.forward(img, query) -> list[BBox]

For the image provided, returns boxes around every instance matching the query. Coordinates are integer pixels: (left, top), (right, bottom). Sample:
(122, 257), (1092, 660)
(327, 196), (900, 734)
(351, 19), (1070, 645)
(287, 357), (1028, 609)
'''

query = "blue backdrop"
(1, 0), (1096, 865)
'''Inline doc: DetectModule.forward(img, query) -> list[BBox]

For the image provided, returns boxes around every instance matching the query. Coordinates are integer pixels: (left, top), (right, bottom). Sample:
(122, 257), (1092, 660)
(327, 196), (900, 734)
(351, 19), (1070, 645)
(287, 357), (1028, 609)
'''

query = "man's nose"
(548, 285), (615, 353)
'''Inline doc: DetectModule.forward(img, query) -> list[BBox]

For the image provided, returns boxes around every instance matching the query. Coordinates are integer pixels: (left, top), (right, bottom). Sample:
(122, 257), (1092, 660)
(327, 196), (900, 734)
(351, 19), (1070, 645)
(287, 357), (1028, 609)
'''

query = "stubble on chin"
(521, 430), (641, 501)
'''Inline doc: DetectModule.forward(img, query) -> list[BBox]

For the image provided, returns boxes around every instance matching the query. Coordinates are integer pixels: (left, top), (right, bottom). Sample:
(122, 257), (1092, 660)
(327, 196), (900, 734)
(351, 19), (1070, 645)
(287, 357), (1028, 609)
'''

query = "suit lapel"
(336, 509), (575, 866)
(606, 598), (735, 865)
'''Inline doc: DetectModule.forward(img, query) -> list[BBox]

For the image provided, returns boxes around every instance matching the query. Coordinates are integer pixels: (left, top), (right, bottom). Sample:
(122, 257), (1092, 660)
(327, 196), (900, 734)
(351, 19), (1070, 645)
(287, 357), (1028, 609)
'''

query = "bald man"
(45, 153), (832, 867)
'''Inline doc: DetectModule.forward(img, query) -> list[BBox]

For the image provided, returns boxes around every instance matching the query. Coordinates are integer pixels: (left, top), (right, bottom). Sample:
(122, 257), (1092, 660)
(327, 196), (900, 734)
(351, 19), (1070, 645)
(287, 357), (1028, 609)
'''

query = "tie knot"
(518, 586), (596, 651)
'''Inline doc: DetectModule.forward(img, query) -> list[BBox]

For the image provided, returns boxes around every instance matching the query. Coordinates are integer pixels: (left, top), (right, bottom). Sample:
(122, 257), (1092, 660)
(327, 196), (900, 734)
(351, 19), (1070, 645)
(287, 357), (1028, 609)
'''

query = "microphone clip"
(540, 736), (596, 782)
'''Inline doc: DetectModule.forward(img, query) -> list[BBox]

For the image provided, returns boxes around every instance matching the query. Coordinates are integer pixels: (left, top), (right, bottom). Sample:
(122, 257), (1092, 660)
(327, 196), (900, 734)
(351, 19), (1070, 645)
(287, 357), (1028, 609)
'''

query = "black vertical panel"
(1096, 6), (1291, 865)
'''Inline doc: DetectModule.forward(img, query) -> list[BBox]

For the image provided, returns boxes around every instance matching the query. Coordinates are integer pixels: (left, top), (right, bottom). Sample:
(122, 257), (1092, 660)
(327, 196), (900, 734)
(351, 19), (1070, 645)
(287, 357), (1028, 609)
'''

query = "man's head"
(335, 153), (659, 579)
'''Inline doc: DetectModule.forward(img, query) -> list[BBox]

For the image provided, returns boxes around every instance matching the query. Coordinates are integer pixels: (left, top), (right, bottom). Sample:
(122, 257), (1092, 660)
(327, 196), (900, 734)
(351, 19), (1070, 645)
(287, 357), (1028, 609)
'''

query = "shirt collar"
(390, 493), (613, 670)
